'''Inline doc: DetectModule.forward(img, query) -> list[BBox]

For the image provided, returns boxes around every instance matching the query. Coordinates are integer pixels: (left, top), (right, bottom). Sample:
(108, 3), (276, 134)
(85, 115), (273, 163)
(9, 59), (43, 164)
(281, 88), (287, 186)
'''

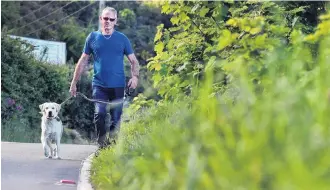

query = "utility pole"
(98, 0), (105, 31)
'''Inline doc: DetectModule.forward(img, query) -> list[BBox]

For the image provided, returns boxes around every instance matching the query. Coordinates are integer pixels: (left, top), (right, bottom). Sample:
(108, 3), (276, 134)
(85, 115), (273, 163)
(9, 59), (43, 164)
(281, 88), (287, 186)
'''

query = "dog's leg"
(53, 147), (57, 158)
(46, 139), (53, 159)
(54, 135), (61, 159)
(42, 140), (50, 158)
(41, 134), (50, 158)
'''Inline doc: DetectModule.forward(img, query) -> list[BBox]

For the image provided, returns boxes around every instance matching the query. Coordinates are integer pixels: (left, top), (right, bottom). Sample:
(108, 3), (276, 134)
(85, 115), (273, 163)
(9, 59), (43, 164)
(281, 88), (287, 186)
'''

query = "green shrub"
(90, 11), (330, 190)
(1, 33), (94, 142)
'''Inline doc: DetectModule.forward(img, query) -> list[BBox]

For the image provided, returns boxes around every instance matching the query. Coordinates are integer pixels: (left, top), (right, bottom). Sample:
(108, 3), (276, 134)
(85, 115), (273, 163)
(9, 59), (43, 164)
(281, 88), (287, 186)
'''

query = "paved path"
(1, 142), (97, 190)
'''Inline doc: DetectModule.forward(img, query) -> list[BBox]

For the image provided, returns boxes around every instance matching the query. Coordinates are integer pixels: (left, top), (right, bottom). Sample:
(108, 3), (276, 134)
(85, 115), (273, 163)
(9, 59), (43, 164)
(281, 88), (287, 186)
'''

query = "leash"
(60, 96), (73, 107)
(59, 88), (134, 106)
(76, 92), (124, 106)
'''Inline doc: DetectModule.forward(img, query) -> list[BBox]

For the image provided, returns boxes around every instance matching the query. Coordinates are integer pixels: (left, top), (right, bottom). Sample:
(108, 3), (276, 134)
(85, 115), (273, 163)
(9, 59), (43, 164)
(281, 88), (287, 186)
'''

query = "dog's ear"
(39, 103), (44, 114)
(39, 103), (44, 111)
(55, 103), (61, 112)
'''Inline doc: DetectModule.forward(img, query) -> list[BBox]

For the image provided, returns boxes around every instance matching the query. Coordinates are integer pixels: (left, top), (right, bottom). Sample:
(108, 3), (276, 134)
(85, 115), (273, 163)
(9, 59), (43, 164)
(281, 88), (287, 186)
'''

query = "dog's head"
(39, 102), (61, 119)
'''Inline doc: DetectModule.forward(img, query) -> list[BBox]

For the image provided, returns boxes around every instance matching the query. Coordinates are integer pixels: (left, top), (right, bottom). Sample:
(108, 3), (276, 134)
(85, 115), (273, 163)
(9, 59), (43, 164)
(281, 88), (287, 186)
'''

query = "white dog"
(39, 102), (63, 159)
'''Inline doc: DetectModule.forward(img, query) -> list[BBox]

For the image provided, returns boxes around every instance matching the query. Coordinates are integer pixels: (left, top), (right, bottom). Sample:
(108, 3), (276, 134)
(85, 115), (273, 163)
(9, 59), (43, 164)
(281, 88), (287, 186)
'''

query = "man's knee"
(94, 102), (107, 115)
(110, 105), (123, 130)
(111, 106), (123, 122)
(112, 112), (122, 124)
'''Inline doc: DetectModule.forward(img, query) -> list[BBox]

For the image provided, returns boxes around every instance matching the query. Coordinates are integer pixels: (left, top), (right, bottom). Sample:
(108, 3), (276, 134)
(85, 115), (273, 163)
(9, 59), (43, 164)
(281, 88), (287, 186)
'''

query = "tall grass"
(90, 15), (330, 190)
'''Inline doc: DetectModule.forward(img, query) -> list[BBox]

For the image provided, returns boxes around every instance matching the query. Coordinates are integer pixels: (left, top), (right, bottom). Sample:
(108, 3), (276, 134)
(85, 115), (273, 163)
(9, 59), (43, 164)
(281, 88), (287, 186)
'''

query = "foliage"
(1, 1), (169, 101)
(1, 1), (168, 66)
(90, 5), (330, 190)
(148, 1), (327, 100)
(1, 33), (94, 142)
(1, 1), (98, 64)
(57, 18), (94, 64)
(128, 93), (157, 113)
(280, 1), (327, 34)
(1, 1), (20, 29)
(0, 1), (172, 141)
(305, 12), (330, 42)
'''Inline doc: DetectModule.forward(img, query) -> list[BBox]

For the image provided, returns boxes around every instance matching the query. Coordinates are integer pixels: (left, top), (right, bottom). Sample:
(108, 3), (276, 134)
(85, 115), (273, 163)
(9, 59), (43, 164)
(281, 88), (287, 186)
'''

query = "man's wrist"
(70, 81), (77, 86)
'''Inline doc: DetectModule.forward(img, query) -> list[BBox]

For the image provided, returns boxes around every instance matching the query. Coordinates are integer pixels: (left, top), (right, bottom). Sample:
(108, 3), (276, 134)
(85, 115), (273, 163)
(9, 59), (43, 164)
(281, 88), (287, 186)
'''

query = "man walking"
(69, 7), (139, 148)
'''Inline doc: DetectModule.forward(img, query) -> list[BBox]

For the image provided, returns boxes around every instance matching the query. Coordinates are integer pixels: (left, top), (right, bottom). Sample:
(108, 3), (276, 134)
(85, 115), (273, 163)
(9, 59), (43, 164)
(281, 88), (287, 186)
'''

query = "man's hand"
(69, 83), (77, 97)
(128, 76), (138, 89)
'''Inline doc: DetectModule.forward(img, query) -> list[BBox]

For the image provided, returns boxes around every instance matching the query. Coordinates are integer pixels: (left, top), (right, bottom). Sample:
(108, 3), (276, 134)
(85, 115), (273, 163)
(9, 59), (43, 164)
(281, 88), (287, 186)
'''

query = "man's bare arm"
(71, 53), (90, 86)
(126, 53), (140, 89)
(69, 53), (90, 96)
(127, 53), (140, 78)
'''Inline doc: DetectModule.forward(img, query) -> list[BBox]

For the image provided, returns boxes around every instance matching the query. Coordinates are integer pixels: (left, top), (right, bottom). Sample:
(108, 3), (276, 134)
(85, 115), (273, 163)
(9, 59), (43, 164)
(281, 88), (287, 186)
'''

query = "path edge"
(77, 152), (95, 190)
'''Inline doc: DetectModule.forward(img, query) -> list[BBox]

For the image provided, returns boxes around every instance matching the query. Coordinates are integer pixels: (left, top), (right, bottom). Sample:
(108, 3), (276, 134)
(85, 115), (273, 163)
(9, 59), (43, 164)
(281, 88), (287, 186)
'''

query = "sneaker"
(94, 145), (106, 157)
(94, 138), (117, 157)
(95, 148), (101, 157)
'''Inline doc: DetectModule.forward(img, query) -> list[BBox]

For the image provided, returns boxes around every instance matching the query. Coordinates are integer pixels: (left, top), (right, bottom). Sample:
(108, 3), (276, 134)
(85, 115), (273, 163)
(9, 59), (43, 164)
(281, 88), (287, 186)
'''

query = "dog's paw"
(53, 148), (57, 157)
(47, 155), (53, 159)
(44, 151), (50, 158)
(54, 156), (61, 160)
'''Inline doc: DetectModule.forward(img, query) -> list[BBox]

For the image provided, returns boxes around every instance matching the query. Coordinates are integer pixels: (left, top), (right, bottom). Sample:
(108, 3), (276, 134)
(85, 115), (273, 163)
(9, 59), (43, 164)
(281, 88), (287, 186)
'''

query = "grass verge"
(91, 12), (330, 190)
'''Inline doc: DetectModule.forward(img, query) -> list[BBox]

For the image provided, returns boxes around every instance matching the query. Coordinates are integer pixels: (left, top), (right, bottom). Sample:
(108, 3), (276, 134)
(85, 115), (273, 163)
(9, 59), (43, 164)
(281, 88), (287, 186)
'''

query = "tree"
(148, 1), (327, 100)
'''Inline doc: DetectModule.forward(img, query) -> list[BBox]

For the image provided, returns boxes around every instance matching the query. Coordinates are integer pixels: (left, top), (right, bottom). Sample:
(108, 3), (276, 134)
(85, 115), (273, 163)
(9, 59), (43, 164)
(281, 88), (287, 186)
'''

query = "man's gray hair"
(102, 7), (117, 16)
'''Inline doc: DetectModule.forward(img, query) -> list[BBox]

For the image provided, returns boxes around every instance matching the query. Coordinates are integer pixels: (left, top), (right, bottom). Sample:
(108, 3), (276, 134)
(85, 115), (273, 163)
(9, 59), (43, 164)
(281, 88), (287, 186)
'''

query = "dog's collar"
(47, 116), (61, 121)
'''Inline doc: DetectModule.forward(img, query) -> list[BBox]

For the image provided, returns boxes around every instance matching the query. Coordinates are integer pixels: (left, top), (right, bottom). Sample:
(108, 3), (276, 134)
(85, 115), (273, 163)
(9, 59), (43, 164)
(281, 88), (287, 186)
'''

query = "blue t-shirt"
(83, 30), (133, 88)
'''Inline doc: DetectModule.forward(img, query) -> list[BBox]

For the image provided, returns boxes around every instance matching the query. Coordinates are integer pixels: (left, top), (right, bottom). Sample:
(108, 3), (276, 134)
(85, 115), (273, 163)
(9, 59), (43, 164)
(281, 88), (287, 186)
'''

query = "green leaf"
(199, 7), (209, 17)
(171, 16), (180, 25)
(179, 12), (189, 22)
(250, 27), (262, 35)
(205, 56), (217, 71)
(169, 26), (182, 32)
(226, 19), (237, 27)
(191, 4), (199, 13)
(147, 60), (155, 69)
(218, 30), (233, 50)
(155, 42), (164, 54)
(162, 2), (171, 14)
(154, 62), (162, 71)
(183, 23), (191, 30)
(152, 73), (162, 85)
(255, 34), (267, 47)
(179, 80), (190, 87)
(160, 64), (168, 76)
(154, 30), (162, 42)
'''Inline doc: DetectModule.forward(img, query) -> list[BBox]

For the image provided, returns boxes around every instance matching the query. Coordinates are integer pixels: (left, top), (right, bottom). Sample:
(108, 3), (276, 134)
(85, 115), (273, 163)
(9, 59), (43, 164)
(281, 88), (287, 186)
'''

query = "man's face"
(100, 11), (117, 33)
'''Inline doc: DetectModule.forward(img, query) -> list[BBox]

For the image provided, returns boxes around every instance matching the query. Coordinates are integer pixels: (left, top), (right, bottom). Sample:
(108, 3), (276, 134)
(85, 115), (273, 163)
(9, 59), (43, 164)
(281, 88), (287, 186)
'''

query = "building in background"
(9, 35), (67, 65)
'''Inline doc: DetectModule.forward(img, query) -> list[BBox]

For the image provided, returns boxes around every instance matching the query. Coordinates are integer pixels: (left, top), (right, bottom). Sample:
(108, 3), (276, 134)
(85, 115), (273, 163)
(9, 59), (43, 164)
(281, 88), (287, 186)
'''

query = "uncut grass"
(91, 36), (330, 190)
